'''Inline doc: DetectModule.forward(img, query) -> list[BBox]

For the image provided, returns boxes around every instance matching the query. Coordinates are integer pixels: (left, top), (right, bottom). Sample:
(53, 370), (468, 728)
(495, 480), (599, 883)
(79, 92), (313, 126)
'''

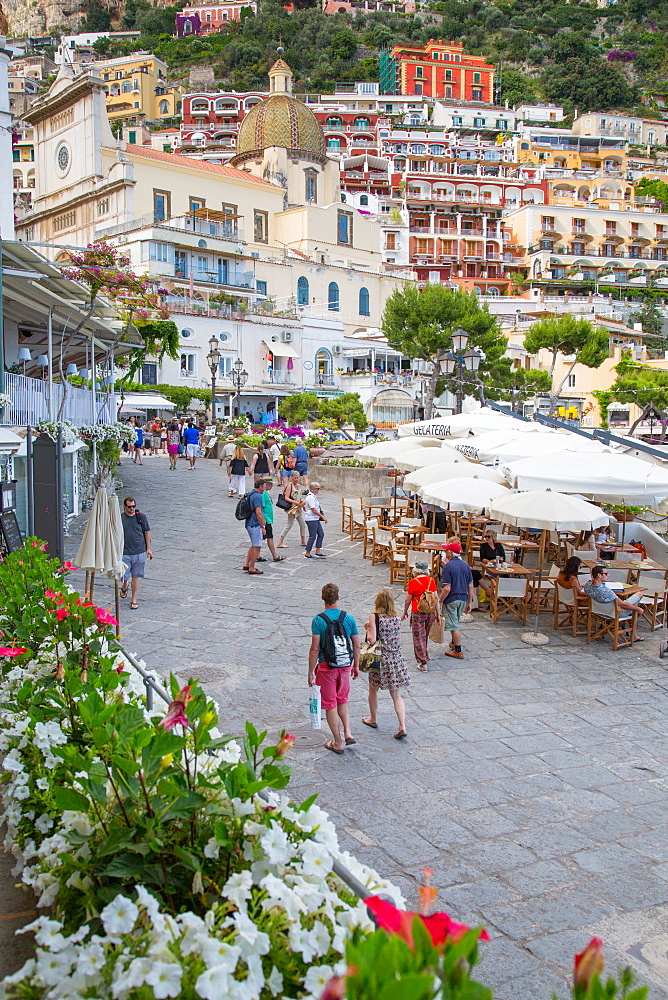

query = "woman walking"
(402, 561), (439, 671)
(249, 441), (274, 486)
(277, 444), (295, 488)
(132, 419), (144, 465)
(166, 419), (180, 470)
(303, 482), (327, 559)
(160, 421), (168, 454)
(277, 471), (308, 548)
(229, 446), (249, 497)
(363, 588), (410, 740)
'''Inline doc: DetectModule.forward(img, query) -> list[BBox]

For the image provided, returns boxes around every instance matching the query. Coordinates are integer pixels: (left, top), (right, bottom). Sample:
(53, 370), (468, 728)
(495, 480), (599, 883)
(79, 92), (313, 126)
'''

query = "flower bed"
(0, 546), (650, 1000)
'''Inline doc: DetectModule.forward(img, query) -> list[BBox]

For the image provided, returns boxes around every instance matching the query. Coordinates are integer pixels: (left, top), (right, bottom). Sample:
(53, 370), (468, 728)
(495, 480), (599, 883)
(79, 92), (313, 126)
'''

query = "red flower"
(574, 938), (605, 989)
(0, 646), (27, 657)
(320, 976), (346, 1000)
(60, 561), (78, 572)
(276, 733), (296, 756)
(49, 608), (70, 621)
(95, 608), (118, 627)
(365, 897), (489, 949)
(159, 700), (189, 730)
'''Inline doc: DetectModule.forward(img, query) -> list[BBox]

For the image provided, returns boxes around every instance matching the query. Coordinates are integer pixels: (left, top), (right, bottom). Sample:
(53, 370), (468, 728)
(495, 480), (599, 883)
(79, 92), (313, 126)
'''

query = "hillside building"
(382, 41), (495, 102)
(88, 53), (181, 124)
(175, 2), (258, 36)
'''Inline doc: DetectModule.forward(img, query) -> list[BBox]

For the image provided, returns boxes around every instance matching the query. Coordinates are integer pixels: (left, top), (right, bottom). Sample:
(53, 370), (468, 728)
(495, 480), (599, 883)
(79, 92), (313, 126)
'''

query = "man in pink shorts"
(308, 583), (360, 755)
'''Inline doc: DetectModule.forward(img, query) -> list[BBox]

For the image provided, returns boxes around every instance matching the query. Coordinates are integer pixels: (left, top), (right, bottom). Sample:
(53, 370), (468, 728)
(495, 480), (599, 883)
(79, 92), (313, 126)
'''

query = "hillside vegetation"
(87, 0), (668, 110)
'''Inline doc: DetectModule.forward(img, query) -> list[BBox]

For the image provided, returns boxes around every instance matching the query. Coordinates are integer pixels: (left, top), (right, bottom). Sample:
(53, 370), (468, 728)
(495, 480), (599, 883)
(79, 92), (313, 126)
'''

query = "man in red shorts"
(308, 583), (360, 755)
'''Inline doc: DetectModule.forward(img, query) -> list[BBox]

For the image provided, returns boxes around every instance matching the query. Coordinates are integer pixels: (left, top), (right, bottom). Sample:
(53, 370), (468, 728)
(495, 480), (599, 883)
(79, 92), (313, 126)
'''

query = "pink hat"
(442, 541), (462, 554)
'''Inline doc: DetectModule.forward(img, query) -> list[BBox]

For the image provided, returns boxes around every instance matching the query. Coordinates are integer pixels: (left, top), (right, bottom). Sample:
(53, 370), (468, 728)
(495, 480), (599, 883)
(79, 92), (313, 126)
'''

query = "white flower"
(260, 873), (306, 921)
(259, 821), (293, 866)
(113, 955), (152, 995)
(78, 942), (106, 976)
(135, 885), (163, 925)
(26, 916), (67, 952)
(222, 870), (252, 908)
(299, 840), (333, 878)
(62, 811), (94, 836)
(195, 965), (232, 1000)
(35, 946), (75, 986)
(100, 894), (139, 935)
(35, 777), (49, 791)
(230, 909), (270, 958)
(203, 837), (220, 859)
(230, 797), (255, 817)
(200, 937), (241, 972)
(144, 961), (182, 998)
(267, 965), (284, 996)
(35, 813), (53, 834)
(303, 964), (335, 998)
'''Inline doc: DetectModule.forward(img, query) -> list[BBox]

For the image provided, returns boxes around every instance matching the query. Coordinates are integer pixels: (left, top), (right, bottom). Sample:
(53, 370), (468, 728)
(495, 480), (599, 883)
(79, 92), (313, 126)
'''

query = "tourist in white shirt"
(303, 483), (327, 559)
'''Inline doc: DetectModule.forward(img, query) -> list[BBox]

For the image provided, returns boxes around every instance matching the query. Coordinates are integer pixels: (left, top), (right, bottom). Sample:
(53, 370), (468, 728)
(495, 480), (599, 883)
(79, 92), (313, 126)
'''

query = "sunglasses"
(124, 504), (136, 509)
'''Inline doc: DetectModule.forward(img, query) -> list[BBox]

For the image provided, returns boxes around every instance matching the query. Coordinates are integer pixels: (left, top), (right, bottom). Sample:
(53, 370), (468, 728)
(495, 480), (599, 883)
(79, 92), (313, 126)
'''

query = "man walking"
(182, 419), (200, 471)
(439, 542), (473, 659)
(243, 479), (267, 576)
(293, 439), (309, 485)
(120, 497), (153, 610)
(219, 434), (237, 480)
(584, 564), (644, 641)
(260, 478), (286, 563)
(308, 583), (360, 754)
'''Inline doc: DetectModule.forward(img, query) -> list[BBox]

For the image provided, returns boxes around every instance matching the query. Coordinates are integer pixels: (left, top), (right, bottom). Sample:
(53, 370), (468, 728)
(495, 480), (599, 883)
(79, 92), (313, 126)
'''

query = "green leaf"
(102, 854), (149, 878)
(53, 786), (89, 812)
(110, 754), (140, 776)
(377, 974), (435, 1000)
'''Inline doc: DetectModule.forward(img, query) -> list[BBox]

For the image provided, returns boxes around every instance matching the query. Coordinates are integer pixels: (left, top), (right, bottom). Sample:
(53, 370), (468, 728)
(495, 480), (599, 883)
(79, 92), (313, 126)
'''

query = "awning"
(262, 340), (300, 359)
(121, 393), (176, 410)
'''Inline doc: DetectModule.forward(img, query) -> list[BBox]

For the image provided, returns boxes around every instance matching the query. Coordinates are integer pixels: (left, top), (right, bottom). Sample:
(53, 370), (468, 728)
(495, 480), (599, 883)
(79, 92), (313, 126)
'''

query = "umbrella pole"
(114, 580), (120, 639)
(84, 571), (90, 600)
(89, 571), (95, 602)
(522, 525), (549, 646)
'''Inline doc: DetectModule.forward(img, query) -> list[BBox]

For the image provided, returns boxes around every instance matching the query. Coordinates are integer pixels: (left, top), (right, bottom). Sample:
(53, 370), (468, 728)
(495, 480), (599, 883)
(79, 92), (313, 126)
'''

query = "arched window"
(359, 194), (368, 206)
(355, 117), (370, 128)
(159, 100), (169, 115)
(359, 287), (370, 316)
(327, 137), (341, 150)
(327, 117), (342, 127)
(315, 348), (333, 383)
(297, 276), (309, 305)
(183, 18), (193, 32)
(328, 282), (339, 311)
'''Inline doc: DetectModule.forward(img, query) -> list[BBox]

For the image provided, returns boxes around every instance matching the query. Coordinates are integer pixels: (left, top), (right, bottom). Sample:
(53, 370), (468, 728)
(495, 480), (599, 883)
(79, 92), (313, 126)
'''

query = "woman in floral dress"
(362, 588), (411, 740)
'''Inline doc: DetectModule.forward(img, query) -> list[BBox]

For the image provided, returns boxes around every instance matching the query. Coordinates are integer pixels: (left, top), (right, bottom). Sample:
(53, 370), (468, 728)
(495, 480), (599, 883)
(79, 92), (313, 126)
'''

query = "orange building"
(390, 41), (495, 102)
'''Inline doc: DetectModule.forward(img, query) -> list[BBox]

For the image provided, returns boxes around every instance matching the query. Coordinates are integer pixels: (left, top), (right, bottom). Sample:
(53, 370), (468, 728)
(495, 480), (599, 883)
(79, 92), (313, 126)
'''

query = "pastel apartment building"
(92, 53), (182, 123)
(175, 2), (258, 36)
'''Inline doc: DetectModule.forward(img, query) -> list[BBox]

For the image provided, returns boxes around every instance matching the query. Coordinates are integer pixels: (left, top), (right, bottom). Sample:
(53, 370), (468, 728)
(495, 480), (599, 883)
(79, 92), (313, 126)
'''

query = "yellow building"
(93, 53), (181, 124)
(515, 130), (629, 177)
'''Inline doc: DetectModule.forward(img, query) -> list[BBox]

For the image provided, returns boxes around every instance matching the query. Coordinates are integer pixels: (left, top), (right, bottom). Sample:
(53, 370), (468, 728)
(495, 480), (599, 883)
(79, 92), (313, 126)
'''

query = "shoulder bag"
(359, 614), (382, 673)
(276, 492), (292, 511)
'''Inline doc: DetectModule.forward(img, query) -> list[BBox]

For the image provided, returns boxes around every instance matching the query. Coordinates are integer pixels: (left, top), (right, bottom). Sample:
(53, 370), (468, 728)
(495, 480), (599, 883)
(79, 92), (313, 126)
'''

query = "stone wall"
(309, 463), (391, 497)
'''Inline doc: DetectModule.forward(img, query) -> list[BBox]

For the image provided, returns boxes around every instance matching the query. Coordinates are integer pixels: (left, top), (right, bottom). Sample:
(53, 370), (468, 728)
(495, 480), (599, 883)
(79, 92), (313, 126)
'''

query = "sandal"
(362, 718), (378, 729)
(120, 584), (129, 599)
(394, 730), (407, 740)
(416, 663), (428, 672)
(130, 602), (139, 610)
(257, 557), (267, 562)
(345, 737), (357, 745)
(273, 556), (286, 562)
(247, 569), (264, 575)
(324, 740), (344, 755)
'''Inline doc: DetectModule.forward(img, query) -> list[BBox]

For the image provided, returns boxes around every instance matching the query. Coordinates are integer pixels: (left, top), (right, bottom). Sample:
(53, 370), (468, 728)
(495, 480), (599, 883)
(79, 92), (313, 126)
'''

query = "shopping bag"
(309, 685), (322, 730)
(429, 619), (445, 643)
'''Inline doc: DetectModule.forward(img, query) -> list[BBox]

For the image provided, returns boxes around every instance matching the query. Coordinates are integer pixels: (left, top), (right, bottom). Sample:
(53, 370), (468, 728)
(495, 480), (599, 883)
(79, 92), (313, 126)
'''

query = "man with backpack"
(120, 496), (153, 610)
(308, 583), (360, 754)
(238, 480), (267, 576)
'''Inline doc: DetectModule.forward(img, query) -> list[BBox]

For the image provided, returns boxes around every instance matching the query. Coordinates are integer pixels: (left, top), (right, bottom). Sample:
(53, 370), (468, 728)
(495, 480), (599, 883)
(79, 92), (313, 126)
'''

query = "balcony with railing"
(1, 372), (115, 427)
(262, 370), (294, 385)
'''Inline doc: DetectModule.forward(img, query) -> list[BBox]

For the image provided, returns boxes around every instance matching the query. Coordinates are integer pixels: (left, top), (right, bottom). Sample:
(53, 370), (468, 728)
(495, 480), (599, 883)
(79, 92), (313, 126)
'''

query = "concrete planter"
(309, 463), (391, 495)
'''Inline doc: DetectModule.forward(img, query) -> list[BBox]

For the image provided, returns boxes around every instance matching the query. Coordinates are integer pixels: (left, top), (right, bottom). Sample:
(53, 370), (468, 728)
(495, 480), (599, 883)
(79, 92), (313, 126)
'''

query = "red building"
(391, 41), (495, 103)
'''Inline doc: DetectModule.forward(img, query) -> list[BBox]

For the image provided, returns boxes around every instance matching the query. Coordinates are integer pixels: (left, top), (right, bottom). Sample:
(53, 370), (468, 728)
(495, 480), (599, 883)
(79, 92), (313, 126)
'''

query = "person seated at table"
(470, 530), (505, 604)
(556, 556), (587, 603)
(583, 564), (644, 641)
(595, 526), (616, 561)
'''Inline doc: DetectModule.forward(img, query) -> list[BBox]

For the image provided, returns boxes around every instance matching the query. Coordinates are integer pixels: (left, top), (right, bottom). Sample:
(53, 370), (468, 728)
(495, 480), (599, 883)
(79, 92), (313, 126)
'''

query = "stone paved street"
(65, 454), (668, 1000)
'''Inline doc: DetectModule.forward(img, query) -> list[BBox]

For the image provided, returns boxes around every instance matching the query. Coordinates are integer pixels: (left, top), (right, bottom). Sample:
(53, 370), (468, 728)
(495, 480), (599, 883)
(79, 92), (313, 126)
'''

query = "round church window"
(56, 143), (70, 174)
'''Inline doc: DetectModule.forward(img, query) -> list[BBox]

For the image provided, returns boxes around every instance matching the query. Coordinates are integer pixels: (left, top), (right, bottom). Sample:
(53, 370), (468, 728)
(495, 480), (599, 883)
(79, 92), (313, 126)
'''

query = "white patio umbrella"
(397, 408), (523, 440)
(403, 460), (502, 492)
(453, 426), (603, 464)
(486, 490), (609, 646)
(503, 450), (668, 505)
(421, 476), (509, 513)
(394, 447), (473, 473)
(75, 487), (111, 599)
(356, 438), (442, 462)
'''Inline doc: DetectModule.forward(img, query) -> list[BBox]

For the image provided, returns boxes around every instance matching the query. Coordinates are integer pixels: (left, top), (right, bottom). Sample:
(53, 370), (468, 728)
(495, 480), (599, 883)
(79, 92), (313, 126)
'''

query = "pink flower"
(364, 897), (489, 950)
(44, 590), (61, 600)
(95, 608), (118, 627)
(574, 938), (605, 989)
(59, 561), (78, 572)
(276, 733), (296, 756)
(320, 976), (346, 1000)
(159, 700), (189, 730)
(30, 541), (47, 550)
(0, 646), (27, 657)
(49, 608), (70, 621)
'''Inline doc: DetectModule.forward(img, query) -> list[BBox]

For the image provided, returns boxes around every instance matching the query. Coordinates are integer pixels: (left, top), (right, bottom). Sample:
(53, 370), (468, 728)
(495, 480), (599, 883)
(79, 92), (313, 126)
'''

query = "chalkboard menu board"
(0, 511), (23, 553)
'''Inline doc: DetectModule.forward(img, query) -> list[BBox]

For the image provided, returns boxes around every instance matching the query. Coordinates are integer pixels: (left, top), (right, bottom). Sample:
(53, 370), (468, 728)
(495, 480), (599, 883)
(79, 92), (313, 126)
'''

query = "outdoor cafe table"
(362, 498), (392, 525)
(483, 561), (534, 578)
(580, 557), (668, 577)
(494, 537), (540, 565)
(389, 523), (429, 544)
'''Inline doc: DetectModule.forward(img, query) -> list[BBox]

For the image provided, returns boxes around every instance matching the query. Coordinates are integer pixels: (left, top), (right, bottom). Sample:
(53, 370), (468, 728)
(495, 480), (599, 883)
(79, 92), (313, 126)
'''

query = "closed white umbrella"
(403, 461), (503, 492)
(421, 476), (509, 513)
(503, 450), (668, 505)
(75, 487), (111, 600)
(356, 438), (442, 462)
(106, 495), (125, 581)
(486, 490), (609, 647)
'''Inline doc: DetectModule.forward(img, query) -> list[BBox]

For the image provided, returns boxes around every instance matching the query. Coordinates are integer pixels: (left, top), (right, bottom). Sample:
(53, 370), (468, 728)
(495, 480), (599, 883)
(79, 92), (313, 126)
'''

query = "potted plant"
(603, 504), (645, 522)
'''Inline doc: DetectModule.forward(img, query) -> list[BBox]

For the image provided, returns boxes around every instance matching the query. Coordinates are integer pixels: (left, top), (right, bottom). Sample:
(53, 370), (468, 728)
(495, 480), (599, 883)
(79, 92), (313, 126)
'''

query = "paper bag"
(429, 619), (445, 644)
(309, 685), (322, 730)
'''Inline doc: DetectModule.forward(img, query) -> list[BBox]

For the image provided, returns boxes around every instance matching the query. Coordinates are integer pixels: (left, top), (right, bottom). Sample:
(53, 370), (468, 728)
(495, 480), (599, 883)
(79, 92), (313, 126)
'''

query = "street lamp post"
(442, 326), (483, 414)
(229, 357), (248, 417)
(206, 336), (221, 425)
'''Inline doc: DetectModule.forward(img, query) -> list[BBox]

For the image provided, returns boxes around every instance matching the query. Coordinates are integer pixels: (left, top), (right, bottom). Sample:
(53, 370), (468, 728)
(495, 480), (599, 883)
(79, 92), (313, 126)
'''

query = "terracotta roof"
(123, 143), (279, 187)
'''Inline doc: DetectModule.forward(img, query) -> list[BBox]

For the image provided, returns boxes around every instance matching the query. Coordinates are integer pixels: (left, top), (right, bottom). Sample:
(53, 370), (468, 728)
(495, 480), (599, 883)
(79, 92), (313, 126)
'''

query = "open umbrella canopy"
(397, 408), (523, 440)
(403, 461), (503, 491)
(421, 477), (509, 513)
(356, 438), (442, 462)
(487, 490), (609, 532)
(105, 495), (125, 581)
(75, 488), (111, 574)
(453, 427), (607, 464)
(393, 448), (473, 473)
(503, 450), (668, 504)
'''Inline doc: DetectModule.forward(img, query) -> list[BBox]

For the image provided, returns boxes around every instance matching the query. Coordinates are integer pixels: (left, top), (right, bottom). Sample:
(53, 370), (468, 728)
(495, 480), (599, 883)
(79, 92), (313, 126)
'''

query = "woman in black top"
(250, 442), (274, 485)
(229, 446), (249, 497)
(471, 530), (506, 605)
